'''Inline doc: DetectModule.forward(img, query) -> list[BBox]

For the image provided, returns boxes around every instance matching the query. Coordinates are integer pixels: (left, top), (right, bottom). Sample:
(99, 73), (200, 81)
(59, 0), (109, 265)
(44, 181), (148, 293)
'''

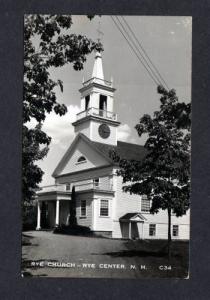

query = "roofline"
(117, 140), (145, 148)
(72, 115), (121, 127)
(79, 82), (116, 93)
(36, 191), (72, 199)
(75, 189), (115, 196)
(53, 164), (114, 179)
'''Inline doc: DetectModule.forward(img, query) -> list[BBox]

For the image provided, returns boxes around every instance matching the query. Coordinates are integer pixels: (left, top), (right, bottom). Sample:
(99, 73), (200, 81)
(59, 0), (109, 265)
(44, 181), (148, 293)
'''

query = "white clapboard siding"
(112, 220), (124, 238)
(143, 222), (190, 240)
(142, 209), (190, 225)
(98, 176), (112, 190)
(76, 194), (93, 229)
(114, 175), (141, 219)
(93, 197), (113, 231)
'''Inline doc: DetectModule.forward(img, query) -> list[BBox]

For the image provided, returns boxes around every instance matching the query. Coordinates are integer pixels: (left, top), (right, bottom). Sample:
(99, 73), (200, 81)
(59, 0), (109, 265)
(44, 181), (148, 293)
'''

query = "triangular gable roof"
(119, 212), (147, 222)
(52, 133), (113, 177)
(52, 133), (147, 177)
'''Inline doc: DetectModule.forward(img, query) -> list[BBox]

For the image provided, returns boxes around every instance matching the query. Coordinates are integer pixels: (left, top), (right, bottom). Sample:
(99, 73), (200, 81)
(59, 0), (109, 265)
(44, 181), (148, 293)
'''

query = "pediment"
(130, 214), (146, 222)
(52, 134), (112, 177)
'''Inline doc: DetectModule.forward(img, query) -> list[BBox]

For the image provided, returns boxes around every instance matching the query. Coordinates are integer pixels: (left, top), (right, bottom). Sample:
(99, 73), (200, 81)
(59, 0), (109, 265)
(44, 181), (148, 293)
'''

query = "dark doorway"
(131, 222), (139, 239)
(40, 202), (49, 228)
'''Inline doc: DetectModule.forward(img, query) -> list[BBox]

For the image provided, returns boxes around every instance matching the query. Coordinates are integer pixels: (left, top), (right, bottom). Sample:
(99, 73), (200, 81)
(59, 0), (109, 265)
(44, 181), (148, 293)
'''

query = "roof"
(119, 212), (147, 221)
(90, 138), (147, 163)
(52, 133), (147, 177)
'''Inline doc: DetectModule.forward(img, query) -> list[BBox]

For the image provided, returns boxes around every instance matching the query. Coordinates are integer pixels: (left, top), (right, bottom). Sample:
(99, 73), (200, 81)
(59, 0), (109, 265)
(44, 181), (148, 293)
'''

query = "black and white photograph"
(22, 15), (191, 278)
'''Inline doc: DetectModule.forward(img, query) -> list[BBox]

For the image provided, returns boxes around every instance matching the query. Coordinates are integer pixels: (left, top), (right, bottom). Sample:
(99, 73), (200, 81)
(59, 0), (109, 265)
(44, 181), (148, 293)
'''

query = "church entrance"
(131, 222), (139, 239)
(120, 221), (144, 239)
(40, 202), (50, 229)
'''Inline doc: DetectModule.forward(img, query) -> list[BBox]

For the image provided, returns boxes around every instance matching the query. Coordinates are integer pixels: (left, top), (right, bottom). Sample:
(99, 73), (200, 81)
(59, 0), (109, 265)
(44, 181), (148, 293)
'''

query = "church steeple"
(72, 51), (120, 145)
(92, 51), (104, 80)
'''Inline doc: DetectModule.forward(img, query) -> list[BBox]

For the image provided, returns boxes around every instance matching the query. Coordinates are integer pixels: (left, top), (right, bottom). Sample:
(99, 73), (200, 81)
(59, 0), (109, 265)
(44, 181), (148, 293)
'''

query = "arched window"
(77, 156), (87, 163)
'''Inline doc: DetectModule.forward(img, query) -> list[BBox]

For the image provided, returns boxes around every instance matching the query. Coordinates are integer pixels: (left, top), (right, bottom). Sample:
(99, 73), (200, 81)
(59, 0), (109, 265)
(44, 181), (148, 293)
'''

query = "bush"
(53, 224), (92, 236)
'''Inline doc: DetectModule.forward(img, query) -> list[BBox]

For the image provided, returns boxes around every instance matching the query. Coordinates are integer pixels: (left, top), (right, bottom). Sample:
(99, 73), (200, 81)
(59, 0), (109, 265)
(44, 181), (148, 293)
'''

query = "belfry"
(72, 51), (120, 145)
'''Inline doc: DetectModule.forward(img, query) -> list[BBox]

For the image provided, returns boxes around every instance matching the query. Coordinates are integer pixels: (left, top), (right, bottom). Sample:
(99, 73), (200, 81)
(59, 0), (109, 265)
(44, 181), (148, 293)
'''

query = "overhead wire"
(110, 16), (160, 86)
(120, 16), (169, 90)
(115, 16), (164, 87)
(111, 15), (169, 90)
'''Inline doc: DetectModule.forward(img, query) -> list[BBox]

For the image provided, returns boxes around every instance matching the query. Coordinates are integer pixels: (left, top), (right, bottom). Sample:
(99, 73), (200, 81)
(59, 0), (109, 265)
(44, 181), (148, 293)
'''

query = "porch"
(36, 181), (114, 230)
(36, 187), (71, 230)
(119, 213), (147, 239)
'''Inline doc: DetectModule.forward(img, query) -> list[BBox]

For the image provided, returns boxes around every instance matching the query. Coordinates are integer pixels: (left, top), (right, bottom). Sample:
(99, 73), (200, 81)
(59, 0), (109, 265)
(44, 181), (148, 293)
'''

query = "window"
(173, 225), (179, 237)
(80, 200), (86, 217)
(93, 178), (99, 188)
(66, 183), (71, 191)
(99, 95), (107, 116)
(100, 199), (109, 216)
(141, 195), (150, 212)
(149, 224), (156, 236)
(77, 156), (86, 163)
(85, 95), (90, 111)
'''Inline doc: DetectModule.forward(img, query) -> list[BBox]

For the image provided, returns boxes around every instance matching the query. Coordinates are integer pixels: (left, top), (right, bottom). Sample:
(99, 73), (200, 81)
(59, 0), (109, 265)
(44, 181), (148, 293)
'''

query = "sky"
(28, 15), (192, 186)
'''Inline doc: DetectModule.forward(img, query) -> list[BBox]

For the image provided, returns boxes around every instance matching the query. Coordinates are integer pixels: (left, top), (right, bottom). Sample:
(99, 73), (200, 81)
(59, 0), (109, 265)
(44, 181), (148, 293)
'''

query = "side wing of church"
(36, 51), (190, 240)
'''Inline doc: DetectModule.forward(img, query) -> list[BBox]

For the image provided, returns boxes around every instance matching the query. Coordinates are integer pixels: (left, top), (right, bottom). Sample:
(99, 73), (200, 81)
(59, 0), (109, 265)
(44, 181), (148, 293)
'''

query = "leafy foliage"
(113, 85), (191, 246)
(23, 15), (103, 204)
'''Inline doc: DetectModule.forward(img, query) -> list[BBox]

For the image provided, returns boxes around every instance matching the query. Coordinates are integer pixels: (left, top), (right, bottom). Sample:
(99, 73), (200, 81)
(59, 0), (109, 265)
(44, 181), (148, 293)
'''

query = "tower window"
(99, 95), (107, 116)
(77, 156), (87, 163)
(85, 95), (90, 111)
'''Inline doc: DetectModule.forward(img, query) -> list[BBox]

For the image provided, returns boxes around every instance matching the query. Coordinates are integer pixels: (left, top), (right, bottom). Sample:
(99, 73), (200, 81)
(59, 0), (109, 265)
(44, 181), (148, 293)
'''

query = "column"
(36, 201), (41, 230)
(129, 221), (131, 239)
(55, 200), (60, 227)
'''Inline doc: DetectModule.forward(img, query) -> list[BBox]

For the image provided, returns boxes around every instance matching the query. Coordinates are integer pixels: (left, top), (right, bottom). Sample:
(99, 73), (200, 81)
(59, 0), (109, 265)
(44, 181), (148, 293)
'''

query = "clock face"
(98, 123), (111, 139)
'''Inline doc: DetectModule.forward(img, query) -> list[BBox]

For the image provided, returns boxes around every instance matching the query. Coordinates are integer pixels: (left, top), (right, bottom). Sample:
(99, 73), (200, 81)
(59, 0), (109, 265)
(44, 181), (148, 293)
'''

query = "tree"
(69, 186), (77, 226)
(23, 15), (102, 204)
(112, 85), (191, 256)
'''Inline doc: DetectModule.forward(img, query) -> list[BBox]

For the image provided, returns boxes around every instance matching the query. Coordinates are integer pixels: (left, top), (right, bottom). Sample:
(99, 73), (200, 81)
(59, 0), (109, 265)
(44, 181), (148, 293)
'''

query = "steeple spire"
(91, 51), (104, 80)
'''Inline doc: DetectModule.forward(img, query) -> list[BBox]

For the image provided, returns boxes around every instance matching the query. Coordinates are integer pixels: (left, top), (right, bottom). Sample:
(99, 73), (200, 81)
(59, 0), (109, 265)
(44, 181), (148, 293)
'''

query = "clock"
(98, 123), (111, 139)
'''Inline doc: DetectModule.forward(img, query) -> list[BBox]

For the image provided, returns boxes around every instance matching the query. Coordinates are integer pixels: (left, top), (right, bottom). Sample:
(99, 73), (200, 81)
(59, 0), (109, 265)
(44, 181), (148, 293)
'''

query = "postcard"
(22, 15), (191, 278)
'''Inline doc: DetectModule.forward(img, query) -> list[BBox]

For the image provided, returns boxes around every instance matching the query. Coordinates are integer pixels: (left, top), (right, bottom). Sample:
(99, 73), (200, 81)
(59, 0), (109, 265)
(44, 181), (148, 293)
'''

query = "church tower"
(72, 51), (120, 145)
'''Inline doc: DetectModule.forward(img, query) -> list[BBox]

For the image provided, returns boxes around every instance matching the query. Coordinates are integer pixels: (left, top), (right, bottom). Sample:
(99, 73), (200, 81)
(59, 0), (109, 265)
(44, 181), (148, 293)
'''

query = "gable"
(130, 214), (147, 222)
(119, 213), (147, 222)
(53, 135), (111, 177)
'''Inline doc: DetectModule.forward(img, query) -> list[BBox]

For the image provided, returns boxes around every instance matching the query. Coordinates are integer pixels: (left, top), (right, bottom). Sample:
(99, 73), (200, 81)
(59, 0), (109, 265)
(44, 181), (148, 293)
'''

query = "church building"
(36, 51), (190, 240)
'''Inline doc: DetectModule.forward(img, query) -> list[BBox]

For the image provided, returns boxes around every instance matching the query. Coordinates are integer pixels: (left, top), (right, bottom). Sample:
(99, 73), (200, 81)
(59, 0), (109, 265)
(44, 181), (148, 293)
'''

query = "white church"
(36, 51), (190, 240)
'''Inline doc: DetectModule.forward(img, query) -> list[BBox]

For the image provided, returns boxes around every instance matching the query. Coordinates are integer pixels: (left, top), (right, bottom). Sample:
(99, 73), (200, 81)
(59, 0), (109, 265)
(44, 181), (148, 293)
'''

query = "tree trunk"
(167, 207), (172, 259)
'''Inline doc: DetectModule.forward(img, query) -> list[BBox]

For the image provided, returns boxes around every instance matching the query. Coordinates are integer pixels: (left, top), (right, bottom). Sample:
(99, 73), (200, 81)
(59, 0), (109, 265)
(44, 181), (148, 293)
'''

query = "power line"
(121, 16), (169, 89)
(111, 16), (160, 86)
(115, 16), (164, 87)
